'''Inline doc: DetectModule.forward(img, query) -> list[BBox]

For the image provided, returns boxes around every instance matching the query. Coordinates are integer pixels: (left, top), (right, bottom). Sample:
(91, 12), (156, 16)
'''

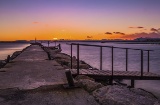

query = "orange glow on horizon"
(0, 30), (149, 41)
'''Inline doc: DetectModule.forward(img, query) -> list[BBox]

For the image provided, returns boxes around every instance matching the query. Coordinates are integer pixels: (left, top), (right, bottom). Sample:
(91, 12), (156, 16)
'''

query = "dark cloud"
(121, 32), (160, 39)
(120, 33), (125, 35)
(87, 36), (93, 38)
(105, 32), (112, 35)
(113, 32), (125, 35)
(32, 22), (39, 24)
(129, 26), (144, 29)
(113, 32), (119, 34)
(137, 26), (144, 29)
(151, 28), (158, 32)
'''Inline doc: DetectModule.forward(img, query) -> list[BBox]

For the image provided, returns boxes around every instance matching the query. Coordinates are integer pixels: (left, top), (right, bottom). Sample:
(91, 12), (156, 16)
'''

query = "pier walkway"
(71, 69), (160, 80)
(0, 45), (66, 89)
(69, 43), (160, 87)
(0, 45), (99, 105)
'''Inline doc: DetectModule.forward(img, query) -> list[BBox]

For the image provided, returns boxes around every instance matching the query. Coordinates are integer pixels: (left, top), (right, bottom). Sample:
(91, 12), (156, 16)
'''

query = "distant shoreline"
(0, 40), (160, 45)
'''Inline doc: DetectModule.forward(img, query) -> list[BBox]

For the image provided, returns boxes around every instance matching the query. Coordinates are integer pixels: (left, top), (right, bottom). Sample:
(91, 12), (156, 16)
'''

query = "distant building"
(134, 37), (160, 42)
(15, 40), (28, 43)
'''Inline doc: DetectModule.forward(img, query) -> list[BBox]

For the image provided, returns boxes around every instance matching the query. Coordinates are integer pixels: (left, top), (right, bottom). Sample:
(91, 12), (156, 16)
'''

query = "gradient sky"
(0, 0), (160, 41)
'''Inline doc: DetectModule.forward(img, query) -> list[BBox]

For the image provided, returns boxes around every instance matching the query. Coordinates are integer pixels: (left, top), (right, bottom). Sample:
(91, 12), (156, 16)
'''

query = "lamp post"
(53, 38), (58, 46)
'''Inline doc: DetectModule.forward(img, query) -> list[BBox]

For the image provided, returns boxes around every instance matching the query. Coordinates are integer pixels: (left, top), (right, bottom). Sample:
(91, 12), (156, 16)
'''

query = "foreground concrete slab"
(0, 85), (99, 105)
(0, 45), (99, 105)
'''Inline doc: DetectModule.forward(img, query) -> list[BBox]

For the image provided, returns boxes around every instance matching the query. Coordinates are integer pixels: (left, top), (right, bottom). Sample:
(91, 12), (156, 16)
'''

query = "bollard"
(6, 55), (10, 63)
(109, 78), (113, 85)
(130, 79), (135, 88)
(65, 70), (75, 87)
(47, 52), (51, 60)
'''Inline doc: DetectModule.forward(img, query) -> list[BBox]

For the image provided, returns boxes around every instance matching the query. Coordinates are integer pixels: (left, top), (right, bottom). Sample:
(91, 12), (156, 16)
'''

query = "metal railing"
(68, 43), (153, 77)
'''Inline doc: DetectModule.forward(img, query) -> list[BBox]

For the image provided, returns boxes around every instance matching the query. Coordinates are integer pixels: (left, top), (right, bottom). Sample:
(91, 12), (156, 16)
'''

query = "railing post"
(71, 44), (73, 69)
(112, 47), (114, 75)
(48, 41), (50, 47)
(141, 50), (143, 77)
(110, 46), (114, 84)
(126, 48), (128, 71)
(147, 50), (150, 72)
(77, 44), (80, 74)
(100, 46), (103, 70)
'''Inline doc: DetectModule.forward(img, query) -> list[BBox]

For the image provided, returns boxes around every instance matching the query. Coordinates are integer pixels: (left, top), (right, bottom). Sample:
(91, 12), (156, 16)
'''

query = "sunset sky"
(0, 0), (160, 41)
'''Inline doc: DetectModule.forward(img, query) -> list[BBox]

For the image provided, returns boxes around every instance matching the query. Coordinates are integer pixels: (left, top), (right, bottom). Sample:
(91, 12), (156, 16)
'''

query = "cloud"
(113, 32), (125, 35)
(129, 27), (134, 28)
(129, 26), (144, 29)
(105, 31), (125, 35)
(121, 32), (160, 39)
(120, 33), (125, 35)
(137, 26), (144, 29)
(105, 32), (112, 35)
(151, 28), (159, 32)
(87, 36), (93, 38)
(32, 22), (39, 24)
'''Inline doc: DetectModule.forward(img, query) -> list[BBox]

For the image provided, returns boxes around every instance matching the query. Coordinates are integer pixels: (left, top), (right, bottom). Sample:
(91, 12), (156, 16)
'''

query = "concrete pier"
(0, 45), (99, 105)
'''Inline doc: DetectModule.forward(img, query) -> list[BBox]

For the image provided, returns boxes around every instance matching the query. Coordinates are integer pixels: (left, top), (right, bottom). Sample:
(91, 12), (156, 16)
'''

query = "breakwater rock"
(0, 51), (22, 69)
(75, 75), (104, 93)
(93, 85), (160, 105)
(51, 53), (93, 69)
(10, 51), (22, 60)
(0, 60), (6, 69)
(42, 45), (96, 69)
(74, 75), (160, 105)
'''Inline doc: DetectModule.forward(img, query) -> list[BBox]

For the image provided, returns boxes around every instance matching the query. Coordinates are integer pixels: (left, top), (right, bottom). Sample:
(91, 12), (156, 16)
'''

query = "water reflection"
(0, 43), (30, 60)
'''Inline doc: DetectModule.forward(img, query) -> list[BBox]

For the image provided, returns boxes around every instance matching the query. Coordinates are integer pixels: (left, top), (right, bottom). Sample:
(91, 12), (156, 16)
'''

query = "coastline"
(0, 44), (159, 105)
(0, 45), (31, 69)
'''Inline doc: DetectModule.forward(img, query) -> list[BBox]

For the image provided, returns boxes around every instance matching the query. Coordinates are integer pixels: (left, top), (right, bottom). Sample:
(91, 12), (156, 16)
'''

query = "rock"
(93, 85), (160, 105)
(130, 88), (158, 99)
(56, 59), (70, 66)
(0, 60), (6, 68)
(53, 53), (71, 60)
(69, 63), (91, 69)
(50, 49), (62, 54)
(51, 53), (93, 69)
(75, 75), (95, 81)
(78, 79), (104, 93)
(10, 51), (22, 60)
(154, 101), (160, 105)
(72, 56), (77, 62)
(79, 64), (91, 69)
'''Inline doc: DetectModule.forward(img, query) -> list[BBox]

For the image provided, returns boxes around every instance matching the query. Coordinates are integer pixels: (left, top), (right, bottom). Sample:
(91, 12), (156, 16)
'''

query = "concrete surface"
(0, 45), (99, 105)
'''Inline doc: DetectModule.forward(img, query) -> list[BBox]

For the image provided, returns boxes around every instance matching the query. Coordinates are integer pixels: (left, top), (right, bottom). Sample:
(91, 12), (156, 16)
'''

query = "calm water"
(0, 43), (30, 60)
(45, 41), (160, 98)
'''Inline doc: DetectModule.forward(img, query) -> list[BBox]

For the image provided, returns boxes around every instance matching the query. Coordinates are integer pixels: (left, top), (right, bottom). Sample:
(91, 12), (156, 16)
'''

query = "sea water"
(0, 43), (30, 60)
